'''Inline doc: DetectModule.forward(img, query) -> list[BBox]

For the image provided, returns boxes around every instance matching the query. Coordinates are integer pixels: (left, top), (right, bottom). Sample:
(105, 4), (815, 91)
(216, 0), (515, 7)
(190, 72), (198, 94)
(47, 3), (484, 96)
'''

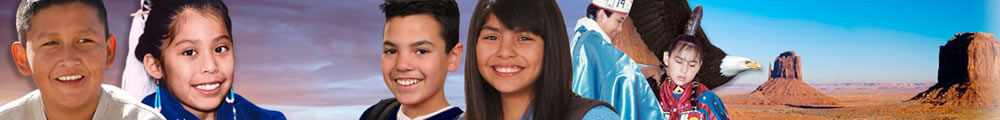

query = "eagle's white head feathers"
(720, 56), (762, 77)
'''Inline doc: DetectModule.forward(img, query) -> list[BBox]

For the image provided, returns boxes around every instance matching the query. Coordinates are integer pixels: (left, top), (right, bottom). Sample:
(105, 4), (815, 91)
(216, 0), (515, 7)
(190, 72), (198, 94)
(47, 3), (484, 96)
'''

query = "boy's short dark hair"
(379, 0), (460, 52)
(16, 0), (109, 46)
(586, 4), (613, 19)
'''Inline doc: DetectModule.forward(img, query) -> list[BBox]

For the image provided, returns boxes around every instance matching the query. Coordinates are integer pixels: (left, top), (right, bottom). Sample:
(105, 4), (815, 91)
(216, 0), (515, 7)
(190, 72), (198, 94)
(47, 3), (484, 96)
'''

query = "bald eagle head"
(720, 56), (762, 77)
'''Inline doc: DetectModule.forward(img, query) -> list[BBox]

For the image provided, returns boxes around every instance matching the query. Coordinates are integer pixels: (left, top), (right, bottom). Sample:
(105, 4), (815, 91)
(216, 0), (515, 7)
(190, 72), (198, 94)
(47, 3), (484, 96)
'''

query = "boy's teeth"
(56, 75), (83, 81)
(396, 79), (420, 86)
(195, 83), (220, 90)
(494, 67), (521, 73)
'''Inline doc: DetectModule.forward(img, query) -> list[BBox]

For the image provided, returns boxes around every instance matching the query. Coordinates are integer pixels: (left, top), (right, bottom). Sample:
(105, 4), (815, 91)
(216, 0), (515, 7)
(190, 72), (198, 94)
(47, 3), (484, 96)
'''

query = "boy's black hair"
(16, 0), (109, 46)
(585, 4), (613, 19)
(134, 0), (232, 61)
(379, 0), (460, 52)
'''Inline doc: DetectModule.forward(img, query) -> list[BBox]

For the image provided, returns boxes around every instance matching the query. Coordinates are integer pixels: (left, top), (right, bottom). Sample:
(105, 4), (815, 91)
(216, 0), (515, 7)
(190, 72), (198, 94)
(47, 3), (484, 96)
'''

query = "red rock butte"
(910, 32), (1000, 107)
(724, 51), (840, 106)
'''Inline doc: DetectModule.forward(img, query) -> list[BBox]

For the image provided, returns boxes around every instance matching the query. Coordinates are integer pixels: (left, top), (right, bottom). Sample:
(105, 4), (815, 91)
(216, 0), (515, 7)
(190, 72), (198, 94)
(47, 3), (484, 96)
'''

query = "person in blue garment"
(463, 0), (619, 119)
(133, 0), (285, 119)
(359, 0), (464, 119)
(654, 25), (729, 120)
(646, 5), (728, 120)
(569, 0), (664, 119)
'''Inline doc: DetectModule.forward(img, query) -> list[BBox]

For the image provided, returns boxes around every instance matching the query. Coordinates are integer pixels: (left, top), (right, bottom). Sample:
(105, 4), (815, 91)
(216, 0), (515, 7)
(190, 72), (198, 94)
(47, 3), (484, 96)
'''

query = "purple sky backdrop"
(0, 0), (593, 108)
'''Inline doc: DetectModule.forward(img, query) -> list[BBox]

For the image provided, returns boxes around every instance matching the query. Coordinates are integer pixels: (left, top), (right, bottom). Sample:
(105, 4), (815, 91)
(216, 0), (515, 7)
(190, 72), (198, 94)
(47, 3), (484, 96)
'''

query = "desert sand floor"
(720, 90), (999, 120)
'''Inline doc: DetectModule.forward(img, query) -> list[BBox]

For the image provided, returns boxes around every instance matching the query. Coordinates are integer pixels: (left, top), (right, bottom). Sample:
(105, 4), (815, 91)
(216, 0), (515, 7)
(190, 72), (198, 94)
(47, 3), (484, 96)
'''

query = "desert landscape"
(714, 32), (1000, 119)
(716, 87), (997, 119)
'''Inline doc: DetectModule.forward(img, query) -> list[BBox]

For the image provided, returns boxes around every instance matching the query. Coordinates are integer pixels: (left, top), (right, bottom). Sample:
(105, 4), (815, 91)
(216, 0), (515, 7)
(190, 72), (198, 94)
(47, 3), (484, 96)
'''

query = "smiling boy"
(360, 0), (464, 120)
(0, 0), (164, 119)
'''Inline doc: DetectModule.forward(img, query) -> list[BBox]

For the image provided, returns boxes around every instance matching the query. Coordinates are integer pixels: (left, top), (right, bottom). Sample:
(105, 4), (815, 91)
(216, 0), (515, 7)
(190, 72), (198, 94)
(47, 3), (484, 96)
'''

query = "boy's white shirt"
(0, 84), (166, 120)
(396, 106), (458, 120)
(570, 17), (613, 50)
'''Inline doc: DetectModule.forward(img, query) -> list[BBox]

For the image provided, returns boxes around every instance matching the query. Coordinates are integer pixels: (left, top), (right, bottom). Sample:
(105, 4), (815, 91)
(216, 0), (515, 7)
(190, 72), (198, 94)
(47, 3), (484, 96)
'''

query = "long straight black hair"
(463, 0), (574, 119)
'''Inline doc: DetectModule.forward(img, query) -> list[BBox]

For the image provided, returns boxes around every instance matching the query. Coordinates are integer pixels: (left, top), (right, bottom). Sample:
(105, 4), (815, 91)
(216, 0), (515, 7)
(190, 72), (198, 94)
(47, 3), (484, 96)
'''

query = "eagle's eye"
(744, 61), (752, 64)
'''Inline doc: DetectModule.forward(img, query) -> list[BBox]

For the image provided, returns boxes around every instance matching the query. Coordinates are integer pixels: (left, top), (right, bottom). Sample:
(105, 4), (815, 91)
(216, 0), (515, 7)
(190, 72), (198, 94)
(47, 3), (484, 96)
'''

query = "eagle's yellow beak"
(747, 61), (762, 70)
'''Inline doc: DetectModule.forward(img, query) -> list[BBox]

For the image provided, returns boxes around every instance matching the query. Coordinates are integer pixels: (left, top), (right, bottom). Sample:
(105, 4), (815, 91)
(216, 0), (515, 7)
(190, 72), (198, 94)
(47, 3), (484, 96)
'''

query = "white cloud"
(443, 74), (466, 109)
(260, 104), (370, 119)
